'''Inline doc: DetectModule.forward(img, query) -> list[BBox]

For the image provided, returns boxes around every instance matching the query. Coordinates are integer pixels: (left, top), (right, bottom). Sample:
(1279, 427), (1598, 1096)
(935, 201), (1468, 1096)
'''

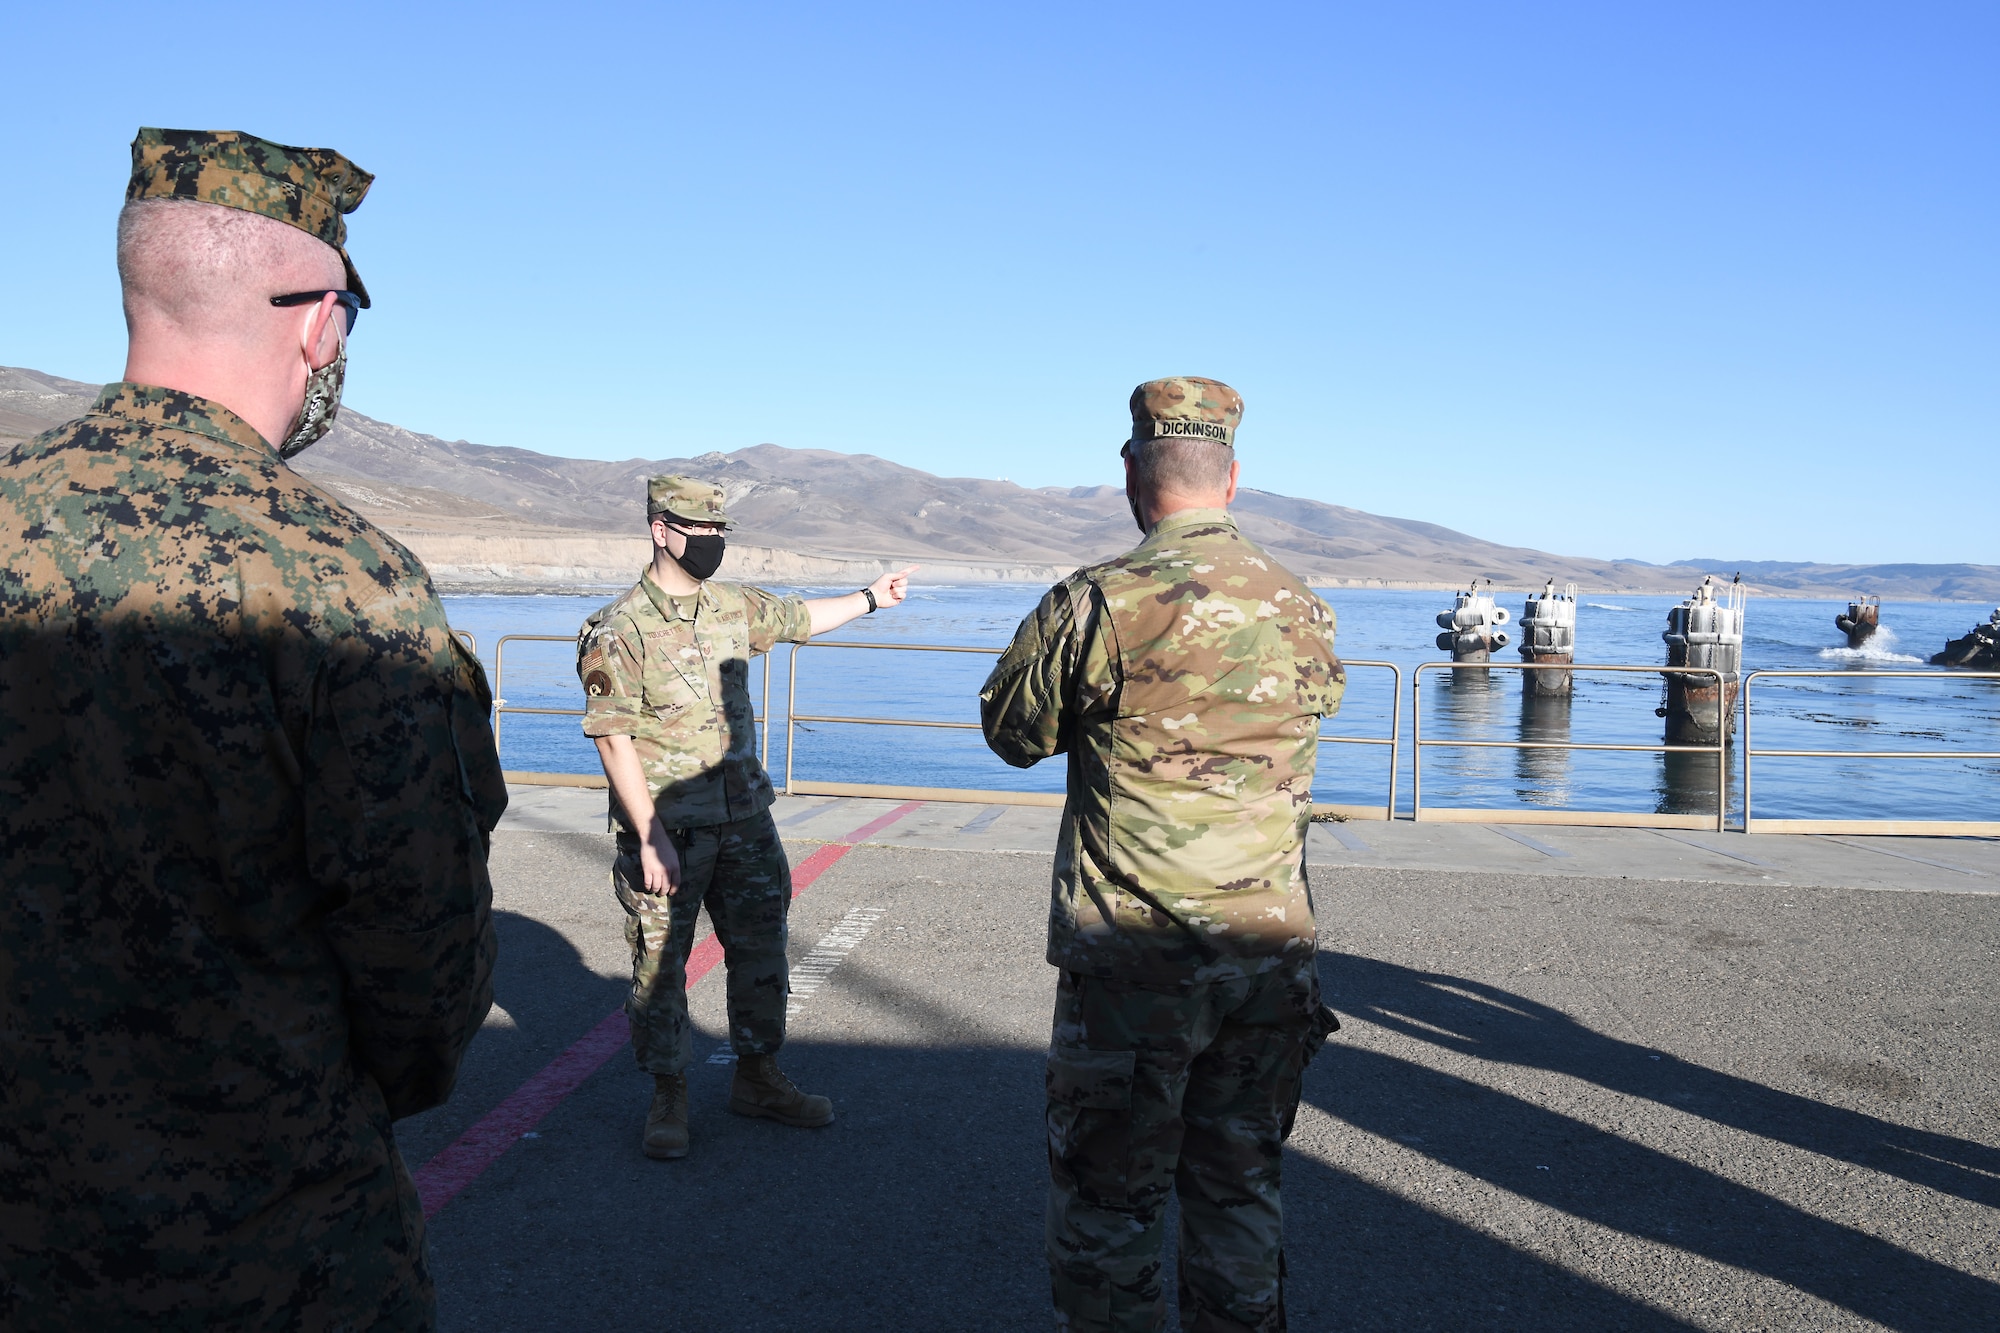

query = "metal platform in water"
(397, 788), (2000, 1330)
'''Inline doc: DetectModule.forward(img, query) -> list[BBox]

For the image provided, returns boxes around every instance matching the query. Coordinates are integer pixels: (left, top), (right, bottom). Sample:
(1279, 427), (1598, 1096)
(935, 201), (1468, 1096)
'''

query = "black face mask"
(673, 532), (726, 581)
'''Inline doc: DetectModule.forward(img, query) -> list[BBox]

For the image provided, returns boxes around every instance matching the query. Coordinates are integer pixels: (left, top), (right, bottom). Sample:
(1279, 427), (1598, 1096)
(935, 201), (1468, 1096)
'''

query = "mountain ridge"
(4, 364), (1995, 600)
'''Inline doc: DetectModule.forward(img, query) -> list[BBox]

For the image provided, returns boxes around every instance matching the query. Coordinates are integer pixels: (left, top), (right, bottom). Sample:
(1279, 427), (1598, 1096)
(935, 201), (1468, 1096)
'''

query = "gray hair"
(1128, 436), (1234, 498)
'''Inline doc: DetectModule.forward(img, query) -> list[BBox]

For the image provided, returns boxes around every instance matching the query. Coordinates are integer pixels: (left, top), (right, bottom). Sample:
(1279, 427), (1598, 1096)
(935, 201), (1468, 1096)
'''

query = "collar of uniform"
(640, 568), (708, 623)
(87, 382), (271, 455)
(1145, 506), (1236, 541)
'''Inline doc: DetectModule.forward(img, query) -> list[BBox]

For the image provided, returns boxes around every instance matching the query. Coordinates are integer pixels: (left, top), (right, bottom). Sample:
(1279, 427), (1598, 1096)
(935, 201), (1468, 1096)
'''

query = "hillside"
(5, 364), (1996, 599)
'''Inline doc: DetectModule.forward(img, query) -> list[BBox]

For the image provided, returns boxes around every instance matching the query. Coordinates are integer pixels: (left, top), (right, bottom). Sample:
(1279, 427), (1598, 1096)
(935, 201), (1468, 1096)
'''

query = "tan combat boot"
(642, 1073), (689, 1160)
(728, 1054), (834, 1127)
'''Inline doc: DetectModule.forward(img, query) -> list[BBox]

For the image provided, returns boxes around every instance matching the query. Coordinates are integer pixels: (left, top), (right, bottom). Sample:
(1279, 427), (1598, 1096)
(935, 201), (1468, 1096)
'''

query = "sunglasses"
(270, 289), (362, 335)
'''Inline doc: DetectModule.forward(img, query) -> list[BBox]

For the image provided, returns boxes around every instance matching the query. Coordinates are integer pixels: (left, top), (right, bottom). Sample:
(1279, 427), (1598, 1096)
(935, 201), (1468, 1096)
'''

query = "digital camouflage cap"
(126, 128), (375, 307)
(647, 475), (731, 526)
(1128, 376), (1243, 447)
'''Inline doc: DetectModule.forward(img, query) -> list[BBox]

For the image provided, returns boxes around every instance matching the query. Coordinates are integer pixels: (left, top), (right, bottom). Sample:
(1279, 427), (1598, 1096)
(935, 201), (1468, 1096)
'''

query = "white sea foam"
(1817, 626), (1922, 665)
(1586, 603), (1639, 612)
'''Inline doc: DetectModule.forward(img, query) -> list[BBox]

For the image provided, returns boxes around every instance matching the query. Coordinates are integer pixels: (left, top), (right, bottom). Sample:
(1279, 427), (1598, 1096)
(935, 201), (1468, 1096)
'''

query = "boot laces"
(749, 1057), (798, 1097)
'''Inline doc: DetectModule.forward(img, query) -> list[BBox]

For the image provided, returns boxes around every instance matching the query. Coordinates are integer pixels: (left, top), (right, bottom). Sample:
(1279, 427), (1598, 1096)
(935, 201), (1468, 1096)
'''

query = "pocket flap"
(1046, 1044), (1136, 1110)
(1303, 1003), (1342, 1064)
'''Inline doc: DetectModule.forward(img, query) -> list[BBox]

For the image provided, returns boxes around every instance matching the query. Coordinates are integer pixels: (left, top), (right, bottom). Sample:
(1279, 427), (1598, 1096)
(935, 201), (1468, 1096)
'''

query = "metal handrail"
(784, 641), (1003, 801)
(488, 632), (772, 782)
(1742, 669), (2000, 836)
(785, 641), (1405, 818)
(1412, 661), (1730, 831)
(1319, 660), (1401, 820)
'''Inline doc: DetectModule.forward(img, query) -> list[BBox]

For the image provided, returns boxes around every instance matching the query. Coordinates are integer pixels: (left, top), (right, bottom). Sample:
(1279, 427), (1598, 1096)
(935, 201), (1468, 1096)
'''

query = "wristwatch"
(861, 586), (878, 613)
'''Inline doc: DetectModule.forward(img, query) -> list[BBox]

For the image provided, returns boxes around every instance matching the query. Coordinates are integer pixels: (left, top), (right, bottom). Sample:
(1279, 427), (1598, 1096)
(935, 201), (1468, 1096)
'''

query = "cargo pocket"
(1045, 1044), (1137, 1208)
(1280, 1002), (1342, 1142)
(1304, 1003), (1342, 1062)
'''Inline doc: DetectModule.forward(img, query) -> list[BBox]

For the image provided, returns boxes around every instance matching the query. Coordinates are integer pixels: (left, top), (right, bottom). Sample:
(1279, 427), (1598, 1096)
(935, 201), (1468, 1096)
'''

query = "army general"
(578, 476), (915, 1160)
(981, 378), (1345, 1332)
(0, 131), (505, 1328)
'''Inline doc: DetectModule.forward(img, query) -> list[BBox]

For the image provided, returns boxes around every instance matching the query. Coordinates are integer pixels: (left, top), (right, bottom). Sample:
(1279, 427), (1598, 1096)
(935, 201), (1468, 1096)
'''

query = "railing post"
(785, 642), (804, 796)
(492, 636), (508, 759)
(1386, 662), (1403, 821)
(1411, 664), (1425, 822)
(1713, 667), (1727, 834)
(761, 651), (773, 769)
(1742, 671), (1759, 835)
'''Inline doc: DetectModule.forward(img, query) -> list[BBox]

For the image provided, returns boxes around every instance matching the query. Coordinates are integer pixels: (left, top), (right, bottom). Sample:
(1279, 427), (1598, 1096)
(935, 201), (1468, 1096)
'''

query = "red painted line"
(836, 800), (926, 845)
(412, 799), (924, 1218)
(410, 1008), (628, 1217)
(788, 800), (923, 897)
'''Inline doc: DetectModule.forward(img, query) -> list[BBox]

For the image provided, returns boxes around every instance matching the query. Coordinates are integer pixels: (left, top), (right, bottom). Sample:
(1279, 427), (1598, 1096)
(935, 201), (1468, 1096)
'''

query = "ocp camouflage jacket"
(980, 509), (1345, 983)
(577, 574), (811, 830)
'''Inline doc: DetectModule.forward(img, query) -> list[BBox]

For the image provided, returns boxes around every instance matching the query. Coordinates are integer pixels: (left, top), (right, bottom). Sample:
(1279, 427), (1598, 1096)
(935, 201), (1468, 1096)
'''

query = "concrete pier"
(404, 787), (2000, 1331)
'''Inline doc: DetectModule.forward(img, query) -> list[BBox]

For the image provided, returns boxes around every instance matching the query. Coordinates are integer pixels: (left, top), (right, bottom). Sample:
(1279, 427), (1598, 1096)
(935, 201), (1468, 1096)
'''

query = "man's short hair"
(1128, 437), (1234, 498)
(116, 198), (335, 337)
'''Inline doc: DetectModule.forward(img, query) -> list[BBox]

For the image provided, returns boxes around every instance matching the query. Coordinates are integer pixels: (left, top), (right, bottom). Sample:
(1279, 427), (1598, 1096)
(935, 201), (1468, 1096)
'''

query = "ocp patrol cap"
(647, 475), (731, 527)
(126, 127), (375, 307)
(1128, 376), (1243, 447)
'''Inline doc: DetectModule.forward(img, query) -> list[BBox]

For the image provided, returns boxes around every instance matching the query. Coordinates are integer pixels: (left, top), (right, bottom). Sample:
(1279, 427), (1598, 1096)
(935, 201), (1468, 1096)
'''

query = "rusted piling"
(1659, 575), (1745, 746)
(1835, 596), (1880, 648)
(1517, 580), (1577, 694)
(1435, 581), (1510, 672)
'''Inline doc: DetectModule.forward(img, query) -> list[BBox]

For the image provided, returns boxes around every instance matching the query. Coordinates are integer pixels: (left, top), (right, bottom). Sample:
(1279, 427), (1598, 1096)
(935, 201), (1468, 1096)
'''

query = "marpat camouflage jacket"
(578, 574), (810, 829)
(0, 384), (505, 1327)
(981, 509), (1345, 983)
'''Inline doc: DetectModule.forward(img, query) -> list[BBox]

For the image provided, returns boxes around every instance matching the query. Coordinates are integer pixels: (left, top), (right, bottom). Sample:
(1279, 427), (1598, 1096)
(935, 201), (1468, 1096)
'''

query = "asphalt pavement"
(393, 788), (2000, 1331)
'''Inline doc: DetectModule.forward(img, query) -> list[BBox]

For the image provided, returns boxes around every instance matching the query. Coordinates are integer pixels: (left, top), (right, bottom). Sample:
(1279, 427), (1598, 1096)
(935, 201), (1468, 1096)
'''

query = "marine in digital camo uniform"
(0, 130), (505, 1329)
(981, 378), (1345, 1332)
(577, 476), (914, 1159)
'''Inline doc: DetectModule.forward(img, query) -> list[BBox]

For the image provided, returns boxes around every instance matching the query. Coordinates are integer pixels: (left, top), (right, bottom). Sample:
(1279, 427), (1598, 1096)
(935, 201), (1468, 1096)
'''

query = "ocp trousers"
(1045, 959), (1328, 1333)
(611, 808), (792, 1076)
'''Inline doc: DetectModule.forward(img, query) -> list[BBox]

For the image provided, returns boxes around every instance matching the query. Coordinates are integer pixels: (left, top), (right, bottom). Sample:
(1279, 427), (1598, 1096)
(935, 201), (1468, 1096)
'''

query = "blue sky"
(3, 2), (1992, 565)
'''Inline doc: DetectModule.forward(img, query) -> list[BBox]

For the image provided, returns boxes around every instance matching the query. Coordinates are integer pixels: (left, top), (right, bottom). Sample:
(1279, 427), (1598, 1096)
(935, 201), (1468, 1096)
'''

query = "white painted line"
(786, 905), (888, 1016)
(706, 903), (891, 1064)
(1487, 826), (1572, 858)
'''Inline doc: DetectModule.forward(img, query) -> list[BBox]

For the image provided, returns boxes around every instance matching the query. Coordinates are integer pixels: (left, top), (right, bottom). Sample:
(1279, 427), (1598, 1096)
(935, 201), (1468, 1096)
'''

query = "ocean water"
(441, 586), (2000, 826)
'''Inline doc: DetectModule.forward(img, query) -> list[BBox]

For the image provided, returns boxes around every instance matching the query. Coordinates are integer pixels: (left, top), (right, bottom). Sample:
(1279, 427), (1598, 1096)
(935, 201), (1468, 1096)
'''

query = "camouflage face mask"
(277, 342), (345, 459)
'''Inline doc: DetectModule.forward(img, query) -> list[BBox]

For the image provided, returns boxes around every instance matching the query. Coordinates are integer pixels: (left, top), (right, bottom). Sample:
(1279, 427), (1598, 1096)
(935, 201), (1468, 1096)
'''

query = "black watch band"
(861, 586), (878, 613)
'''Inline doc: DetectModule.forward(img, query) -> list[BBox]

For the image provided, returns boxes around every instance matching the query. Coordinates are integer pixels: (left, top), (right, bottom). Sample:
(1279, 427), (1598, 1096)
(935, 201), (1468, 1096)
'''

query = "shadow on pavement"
(1312, 952), (2000, 1331)
(407, 913), (1997, 1331)
(418, 943), (1705, 1332)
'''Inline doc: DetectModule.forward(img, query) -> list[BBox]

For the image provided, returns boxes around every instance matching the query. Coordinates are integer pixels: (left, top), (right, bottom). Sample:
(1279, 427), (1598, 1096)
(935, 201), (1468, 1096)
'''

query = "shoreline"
(432, 581), (1994, 603)
(392, 528), (2000, 605)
